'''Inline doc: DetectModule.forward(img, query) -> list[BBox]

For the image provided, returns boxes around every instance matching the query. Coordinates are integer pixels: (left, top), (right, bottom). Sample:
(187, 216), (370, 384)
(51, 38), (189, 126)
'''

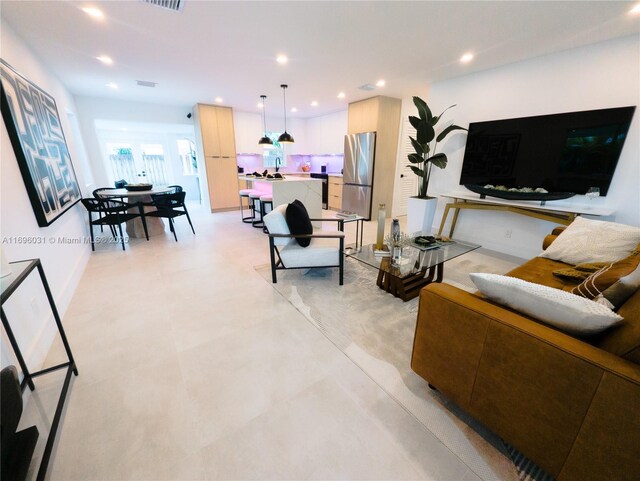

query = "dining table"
(99, 187), (172, 238)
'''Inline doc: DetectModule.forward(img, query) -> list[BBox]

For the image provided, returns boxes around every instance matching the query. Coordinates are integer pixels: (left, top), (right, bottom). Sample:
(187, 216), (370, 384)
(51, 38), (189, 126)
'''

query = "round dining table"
(99, 187), (172, 238)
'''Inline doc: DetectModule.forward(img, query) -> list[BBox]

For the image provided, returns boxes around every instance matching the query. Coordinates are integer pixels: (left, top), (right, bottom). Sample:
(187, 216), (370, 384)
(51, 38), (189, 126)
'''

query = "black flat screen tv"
(459, 106), (635, 196)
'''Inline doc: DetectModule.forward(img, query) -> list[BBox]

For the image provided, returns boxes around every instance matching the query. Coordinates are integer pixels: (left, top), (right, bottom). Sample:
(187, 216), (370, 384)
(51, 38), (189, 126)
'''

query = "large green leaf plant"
(407, 96), (466, 198)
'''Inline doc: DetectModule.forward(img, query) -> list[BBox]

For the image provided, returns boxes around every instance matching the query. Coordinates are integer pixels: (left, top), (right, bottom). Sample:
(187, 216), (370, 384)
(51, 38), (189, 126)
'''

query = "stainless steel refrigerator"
(342, 132), (376, 219)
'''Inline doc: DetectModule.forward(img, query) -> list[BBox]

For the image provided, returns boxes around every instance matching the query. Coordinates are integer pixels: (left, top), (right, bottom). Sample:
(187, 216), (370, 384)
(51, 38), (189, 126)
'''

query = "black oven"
(310, 173), (328, 209)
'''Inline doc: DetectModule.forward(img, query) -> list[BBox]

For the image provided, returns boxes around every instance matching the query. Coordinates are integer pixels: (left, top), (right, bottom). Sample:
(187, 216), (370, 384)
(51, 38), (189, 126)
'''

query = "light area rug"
(255, 248), (554, 481)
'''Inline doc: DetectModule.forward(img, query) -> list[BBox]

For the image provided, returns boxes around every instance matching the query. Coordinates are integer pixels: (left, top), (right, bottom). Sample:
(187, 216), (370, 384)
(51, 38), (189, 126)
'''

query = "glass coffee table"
(344, 240), (480, 301)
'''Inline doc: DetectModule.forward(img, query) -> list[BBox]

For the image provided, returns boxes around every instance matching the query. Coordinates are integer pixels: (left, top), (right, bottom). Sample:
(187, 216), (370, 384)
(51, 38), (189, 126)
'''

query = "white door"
(392, 117), (418, 216)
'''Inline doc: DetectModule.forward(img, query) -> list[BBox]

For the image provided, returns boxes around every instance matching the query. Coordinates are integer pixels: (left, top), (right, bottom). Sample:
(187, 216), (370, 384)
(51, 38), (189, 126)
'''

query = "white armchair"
(263, 204), (345, 285)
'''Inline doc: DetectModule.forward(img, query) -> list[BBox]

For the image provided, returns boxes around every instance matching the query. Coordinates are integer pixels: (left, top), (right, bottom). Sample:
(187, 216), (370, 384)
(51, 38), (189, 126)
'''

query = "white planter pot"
(407, 197), (438, 235)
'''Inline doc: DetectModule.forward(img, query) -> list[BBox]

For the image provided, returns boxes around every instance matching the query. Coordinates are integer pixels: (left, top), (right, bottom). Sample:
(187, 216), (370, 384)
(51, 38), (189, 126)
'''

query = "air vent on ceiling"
(140, 0), (184, 13)
(358, 84), (376, 91)
(136, 80), (157, 88)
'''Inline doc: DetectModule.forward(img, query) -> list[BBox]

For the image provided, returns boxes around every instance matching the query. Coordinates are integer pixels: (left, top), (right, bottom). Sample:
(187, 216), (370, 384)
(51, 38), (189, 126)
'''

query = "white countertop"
(238, 175), (322, 183)
(254, 171), (343, 177)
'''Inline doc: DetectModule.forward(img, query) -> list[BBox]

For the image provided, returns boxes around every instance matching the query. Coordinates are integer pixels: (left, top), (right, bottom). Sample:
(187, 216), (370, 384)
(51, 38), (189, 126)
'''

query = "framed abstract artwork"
(0, 59), (81, 227)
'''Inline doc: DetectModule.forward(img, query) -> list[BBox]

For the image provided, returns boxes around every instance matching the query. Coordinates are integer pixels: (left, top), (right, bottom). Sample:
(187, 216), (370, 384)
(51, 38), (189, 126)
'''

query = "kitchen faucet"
(275, 157), (281, 173)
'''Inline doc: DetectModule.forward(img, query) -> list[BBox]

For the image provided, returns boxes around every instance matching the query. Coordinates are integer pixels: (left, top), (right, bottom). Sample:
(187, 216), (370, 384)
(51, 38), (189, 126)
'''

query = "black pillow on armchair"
(285, 200), (313, 247)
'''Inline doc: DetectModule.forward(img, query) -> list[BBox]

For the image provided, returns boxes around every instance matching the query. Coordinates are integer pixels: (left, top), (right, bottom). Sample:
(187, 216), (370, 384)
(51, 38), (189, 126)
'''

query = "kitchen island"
(238, 175), (323, 221)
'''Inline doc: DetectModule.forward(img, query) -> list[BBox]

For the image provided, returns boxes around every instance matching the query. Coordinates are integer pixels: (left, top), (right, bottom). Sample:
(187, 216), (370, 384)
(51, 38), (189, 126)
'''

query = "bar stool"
(239, 189), (255, 223)
(259, 194), (273, 233)
(248, 191), (264, 228)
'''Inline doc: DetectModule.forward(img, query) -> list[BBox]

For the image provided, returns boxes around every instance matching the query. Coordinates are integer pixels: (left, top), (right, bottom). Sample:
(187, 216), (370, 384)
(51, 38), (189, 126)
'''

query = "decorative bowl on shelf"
(464, 184), (575, 202)
(125, 183), (153, 192)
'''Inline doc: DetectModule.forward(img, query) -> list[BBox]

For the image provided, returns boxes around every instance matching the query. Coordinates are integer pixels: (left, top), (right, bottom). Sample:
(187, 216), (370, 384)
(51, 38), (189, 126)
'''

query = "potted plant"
(406, 96), (466, 234)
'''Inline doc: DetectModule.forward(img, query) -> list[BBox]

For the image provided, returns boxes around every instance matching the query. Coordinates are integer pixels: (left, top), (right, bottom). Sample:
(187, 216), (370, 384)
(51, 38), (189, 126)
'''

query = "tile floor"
(26, 205), (501, 480)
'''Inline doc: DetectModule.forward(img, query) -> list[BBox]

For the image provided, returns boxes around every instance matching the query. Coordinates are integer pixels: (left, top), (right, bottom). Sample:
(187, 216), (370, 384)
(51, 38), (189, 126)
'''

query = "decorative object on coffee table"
(375, 203), (386, 251)
(385, 230), (411, 266)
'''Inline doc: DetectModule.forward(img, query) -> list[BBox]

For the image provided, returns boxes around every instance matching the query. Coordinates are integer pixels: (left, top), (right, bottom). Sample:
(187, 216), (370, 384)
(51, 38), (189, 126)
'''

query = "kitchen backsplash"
(237, 154), (344, 174)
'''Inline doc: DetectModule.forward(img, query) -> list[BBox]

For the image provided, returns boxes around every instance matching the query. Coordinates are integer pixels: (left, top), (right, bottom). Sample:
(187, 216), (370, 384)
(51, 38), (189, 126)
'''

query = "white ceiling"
(2, 1), (639, 119)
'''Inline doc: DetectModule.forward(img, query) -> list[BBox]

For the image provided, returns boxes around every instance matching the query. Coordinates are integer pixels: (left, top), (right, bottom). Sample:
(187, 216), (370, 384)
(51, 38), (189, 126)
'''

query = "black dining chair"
(145, 191), (194, 242)
(93, 187), (126, 201)
(167, 185), (183, 193)
(81, 198), (149, 251)
(93, 187), (134, 234)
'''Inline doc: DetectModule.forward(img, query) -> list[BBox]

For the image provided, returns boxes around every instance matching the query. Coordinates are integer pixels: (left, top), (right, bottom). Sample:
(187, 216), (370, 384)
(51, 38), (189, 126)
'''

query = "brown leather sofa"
(411, 228), (640, 481)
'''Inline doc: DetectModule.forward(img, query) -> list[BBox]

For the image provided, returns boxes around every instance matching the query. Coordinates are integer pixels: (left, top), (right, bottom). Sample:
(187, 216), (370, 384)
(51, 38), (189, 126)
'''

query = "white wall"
(425, 35), (640, 258)
(73, 96), (195, 188)
(0, 21), (93, 370)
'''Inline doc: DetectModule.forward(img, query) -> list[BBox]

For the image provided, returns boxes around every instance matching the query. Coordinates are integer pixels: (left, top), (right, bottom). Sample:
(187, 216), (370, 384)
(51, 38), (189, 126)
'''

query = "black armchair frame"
(267, 218), (345, 285)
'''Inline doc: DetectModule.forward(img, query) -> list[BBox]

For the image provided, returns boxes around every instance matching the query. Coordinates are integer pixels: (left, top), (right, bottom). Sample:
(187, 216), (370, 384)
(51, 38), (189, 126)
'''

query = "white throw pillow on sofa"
(470, 273), (623, 336)
(540, 216), (640, 265)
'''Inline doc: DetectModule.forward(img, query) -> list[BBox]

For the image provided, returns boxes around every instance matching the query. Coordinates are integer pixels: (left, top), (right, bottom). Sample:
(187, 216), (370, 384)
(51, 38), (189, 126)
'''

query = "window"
(177, 139), (198, 176)
(105, 142), (169, 186)
(140, 144), (168, 185)
(262, 132), (287, 168)
(107, 143), (137, 183)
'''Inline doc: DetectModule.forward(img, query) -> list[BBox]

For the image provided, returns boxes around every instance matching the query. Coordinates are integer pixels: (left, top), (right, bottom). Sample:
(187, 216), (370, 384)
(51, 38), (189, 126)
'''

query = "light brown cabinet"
(348, 98), (379, 135)
(194, 103), (240, 212)
(205, 157), (240, 210)
(215, 107), (236, 158)
(328, 176), (343, 211)
(347, 96), (401, 217)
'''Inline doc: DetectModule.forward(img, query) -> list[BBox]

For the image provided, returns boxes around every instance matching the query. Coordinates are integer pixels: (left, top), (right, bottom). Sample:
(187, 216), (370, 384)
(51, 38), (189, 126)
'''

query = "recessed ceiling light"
(376, 79), (385, 87)
(460, 52), (474, 63)
(82, 6), (104, 19)
(291, 107), (297, 113)
(215, 97), (223, 103)
(630, 3), (640, 14)
(311, 101), (318, 107)
(96, 55), (113, 65)
(106, 82), (118, 89)
(337, 92), (346, 99)
(276, 55), (288, 64)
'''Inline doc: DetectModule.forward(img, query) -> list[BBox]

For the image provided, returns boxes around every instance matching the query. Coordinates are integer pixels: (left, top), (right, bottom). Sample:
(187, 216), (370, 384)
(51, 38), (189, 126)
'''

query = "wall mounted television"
(459, 106), (635, 196)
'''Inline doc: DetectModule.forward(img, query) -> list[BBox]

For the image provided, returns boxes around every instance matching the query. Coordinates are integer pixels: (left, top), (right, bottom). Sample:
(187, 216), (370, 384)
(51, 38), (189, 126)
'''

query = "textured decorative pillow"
(470, 273), (623, 336)
(540, 216), (640, 265)
(571, 249), (640, 308)
(285, 200), (313, 247)
(552, 262), (608, 281)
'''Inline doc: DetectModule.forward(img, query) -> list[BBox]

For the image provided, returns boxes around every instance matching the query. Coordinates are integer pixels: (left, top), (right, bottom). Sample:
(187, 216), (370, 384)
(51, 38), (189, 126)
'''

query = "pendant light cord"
(261, 95), (267, 135)
(281, 84), (288, 132)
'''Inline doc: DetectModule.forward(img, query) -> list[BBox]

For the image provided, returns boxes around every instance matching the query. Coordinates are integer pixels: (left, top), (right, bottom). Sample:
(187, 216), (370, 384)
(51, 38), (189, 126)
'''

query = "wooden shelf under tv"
(437, 192), (615, 237)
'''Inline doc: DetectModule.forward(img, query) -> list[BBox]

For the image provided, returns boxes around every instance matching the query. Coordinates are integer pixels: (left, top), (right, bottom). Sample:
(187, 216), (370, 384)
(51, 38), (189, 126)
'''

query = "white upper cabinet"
(233, 111), (263, 154)
(307, 111), (348, 154)
(233, 109), (348, 155)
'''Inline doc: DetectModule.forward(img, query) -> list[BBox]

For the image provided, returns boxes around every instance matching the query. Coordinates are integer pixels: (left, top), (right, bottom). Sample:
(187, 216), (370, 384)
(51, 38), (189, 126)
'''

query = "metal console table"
(1, 258), (78, 481)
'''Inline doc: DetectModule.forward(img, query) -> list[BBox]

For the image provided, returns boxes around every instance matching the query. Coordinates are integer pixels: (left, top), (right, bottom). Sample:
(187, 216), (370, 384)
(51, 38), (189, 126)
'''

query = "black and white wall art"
(1, 59), (81, 227)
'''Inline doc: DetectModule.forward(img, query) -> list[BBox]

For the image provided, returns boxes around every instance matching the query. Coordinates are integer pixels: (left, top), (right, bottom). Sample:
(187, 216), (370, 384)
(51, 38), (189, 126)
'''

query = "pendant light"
(277, 84), (294, 143)
(258, 95), (273, 146)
